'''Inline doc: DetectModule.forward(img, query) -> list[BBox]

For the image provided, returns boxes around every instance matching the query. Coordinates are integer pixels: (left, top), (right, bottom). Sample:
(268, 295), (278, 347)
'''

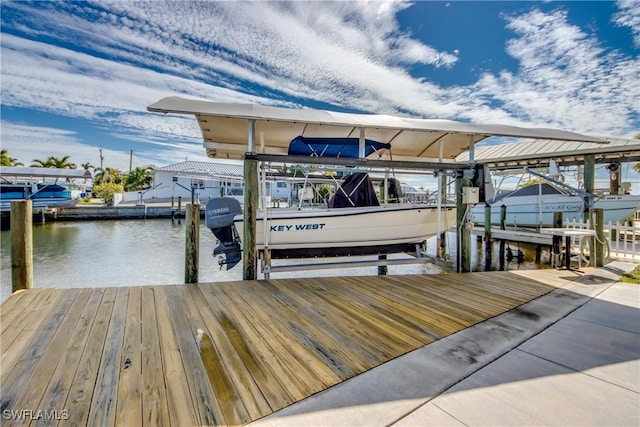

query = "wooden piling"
(184, 203), (199, 284)
(243, 157), (259, 280)
(591, 208), (605, 267)
(499, 205), (506, 271)
(583, 155), (595, 222)
(484, 203), (492, 271)
(552, 212), (563, 267)
(177, 196), (182, 224)
(455, 177), (471, 273)
(11, 200), (33, 292)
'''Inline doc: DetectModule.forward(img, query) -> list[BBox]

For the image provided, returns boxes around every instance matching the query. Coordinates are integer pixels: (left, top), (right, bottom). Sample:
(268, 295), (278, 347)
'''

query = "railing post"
(11, 200), (33, 292)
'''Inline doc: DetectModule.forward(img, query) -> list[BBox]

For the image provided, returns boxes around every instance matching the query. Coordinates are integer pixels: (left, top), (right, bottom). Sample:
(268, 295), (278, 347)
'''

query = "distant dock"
(1, 269), (593, 426)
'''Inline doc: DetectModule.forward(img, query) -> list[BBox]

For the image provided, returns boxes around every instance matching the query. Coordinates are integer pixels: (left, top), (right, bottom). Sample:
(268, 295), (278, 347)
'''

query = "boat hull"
(236, 205), (457, 251)
(0, 183), (78, 212)
(471, 194), (640, 228)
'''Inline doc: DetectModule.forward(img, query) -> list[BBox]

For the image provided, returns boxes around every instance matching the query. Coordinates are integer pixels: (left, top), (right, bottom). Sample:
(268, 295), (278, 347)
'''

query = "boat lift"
(148, 96), (606, 277)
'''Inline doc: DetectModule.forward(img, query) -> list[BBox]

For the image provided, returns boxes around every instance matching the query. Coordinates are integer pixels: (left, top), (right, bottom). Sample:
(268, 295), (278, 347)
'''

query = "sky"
(1, 0), (639, 190)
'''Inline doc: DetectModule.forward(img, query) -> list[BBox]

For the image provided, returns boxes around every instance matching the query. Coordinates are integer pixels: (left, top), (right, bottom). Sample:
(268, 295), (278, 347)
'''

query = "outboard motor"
(205, 197), (243, 269)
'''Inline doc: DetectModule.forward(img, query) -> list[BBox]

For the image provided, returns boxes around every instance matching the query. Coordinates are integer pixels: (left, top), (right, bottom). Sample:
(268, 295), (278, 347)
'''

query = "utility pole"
(99, 148), (104, 170)
(129, 149), (133, 173)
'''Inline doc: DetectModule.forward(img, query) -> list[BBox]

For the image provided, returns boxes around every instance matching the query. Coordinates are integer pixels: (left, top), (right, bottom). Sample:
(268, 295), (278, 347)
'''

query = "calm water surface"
(0, 219), (547, 303)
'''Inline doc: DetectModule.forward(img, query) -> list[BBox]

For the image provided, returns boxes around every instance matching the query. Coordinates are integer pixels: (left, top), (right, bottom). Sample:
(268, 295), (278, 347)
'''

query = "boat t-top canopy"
(147, 96), (605, 162)
(0, 166), (92, 180)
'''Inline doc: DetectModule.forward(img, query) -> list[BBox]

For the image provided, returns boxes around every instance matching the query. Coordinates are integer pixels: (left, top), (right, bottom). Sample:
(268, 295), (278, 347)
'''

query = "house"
(125, 160), (295, 205)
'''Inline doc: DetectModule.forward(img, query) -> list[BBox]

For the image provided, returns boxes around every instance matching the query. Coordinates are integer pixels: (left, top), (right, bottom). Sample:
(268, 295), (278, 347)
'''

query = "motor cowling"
(205, 197), (243, 269)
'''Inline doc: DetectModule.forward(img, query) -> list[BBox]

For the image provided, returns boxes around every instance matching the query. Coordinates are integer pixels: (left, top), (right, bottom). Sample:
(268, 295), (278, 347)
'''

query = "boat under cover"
(206, 172), (456, 269)
(0, 182), (78, 212)
(471, 183), (640, 228)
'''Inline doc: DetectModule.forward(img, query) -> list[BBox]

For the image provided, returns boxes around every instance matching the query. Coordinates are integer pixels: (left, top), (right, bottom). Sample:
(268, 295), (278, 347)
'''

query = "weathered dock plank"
(86, 287), (129, 427)
(140, 287), (170, 427)
(33, 288), (106, 427)
(0, 269), (587, 426)
(116, 286), (143, 426)
(64, 287), (117, 426)
(153, 285), (200, 426)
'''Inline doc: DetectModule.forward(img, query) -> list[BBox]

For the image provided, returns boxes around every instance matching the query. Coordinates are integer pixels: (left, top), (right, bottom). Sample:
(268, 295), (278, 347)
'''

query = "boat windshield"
(494, 183), (565, 202)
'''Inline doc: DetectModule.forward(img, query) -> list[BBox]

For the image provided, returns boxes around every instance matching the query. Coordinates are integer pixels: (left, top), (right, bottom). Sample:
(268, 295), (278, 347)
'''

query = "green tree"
(93, 182), (124, 204)
(81, 162), (94, 172)
(94, 167), (122, 184)
(123, 166), (153, 191)
(31, 155), (76, 169)
(1, 149), (23, 166)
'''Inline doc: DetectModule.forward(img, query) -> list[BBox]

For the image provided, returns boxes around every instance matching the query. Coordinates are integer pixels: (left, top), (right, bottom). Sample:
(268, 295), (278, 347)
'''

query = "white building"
(121, 160), (296, 205)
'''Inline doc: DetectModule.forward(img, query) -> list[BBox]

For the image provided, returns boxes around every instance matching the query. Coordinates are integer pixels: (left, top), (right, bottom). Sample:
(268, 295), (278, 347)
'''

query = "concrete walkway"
(250, 261), (639, 426)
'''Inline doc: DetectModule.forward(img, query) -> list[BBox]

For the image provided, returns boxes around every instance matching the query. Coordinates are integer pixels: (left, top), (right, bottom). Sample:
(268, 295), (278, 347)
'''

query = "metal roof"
(154, 161), (244, 179)
(457, 137), (640, 169)
(0, 166), (92, 179)
(148, 97), (605, 161)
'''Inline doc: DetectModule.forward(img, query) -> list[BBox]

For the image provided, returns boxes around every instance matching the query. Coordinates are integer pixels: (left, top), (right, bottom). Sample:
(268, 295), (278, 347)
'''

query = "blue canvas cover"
(288, 136), (391, 158)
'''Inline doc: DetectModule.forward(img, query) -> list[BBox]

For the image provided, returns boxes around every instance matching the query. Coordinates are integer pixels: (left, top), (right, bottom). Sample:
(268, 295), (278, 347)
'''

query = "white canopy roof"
(147, 96), (605, 161)
(457, 137), (640, 169)
(0, 166), (92, 180)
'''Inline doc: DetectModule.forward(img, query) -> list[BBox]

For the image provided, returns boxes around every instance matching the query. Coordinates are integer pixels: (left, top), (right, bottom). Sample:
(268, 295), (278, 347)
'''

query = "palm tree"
(123, 166), (153, 191)
(81, 162), (94, 172)
(1, 149), (23, 166)
(31, 157), (53, 167)
(94, 167), (122, 184)
(48, 155), (76, 169)
(30, 155), (76, 169)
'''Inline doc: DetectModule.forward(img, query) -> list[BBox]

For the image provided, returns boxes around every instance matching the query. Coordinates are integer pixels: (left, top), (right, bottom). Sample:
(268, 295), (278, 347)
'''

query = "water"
(0, 219), (547, 303)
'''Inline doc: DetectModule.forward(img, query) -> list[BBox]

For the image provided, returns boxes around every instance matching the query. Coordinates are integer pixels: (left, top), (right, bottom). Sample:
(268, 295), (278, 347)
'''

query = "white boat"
(0, 166), (89, 212)
(470, 182), (640, 228)
(206, 171), (456, 268)
(0, 182), (78, 212)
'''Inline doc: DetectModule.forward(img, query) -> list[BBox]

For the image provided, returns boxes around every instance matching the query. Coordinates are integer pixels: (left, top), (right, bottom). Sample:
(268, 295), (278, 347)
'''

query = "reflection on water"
(0, 219), (549, 303)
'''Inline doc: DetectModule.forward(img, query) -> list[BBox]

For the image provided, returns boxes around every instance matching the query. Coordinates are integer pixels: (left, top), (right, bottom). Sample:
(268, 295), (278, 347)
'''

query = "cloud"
(0, 121), (131, 169)
(613, 0), (640, 48)
(1, 0), (638, 174)
(450, 8), (640, 136)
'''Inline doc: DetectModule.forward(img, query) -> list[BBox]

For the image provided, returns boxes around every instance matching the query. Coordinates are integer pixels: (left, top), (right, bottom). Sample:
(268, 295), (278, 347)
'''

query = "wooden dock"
(1, 270), (584, 426)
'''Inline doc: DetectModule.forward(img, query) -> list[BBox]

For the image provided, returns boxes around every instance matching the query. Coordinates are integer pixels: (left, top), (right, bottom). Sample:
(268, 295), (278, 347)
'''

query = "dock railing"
(564, 218), (639, 260)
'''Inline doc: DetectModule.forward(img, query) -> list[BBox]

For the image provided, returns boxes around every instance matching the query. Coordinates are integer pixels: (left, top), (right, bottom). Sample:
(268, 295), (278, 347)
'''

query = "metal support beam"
(244, 153), (468, 171)
(359, 128), (365, 159)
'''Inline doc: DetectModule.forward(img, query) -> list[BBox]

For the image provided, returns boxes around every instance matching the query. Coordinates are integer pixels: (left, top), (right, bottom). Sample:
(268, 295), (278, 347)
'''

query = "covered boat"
(206, 138), (456, 269)
(470, 182), (640, 228)
(0, 182), (78, 212)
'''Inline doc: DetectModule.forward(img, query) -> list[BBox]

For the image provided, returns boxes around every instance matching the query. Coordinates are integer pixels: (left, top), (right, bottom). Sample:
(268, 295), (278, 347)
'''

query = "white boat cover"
(147, 97), (605, 161)
(0, 166), (92, 179)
